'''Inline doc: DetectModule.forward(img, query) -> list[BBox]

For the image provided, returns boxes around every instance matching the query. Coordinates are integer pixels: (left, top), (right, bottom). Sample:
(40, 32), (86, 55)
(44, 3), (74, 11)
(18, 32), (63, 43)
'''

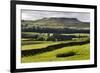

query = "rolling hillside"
(21, 17), (90, 29)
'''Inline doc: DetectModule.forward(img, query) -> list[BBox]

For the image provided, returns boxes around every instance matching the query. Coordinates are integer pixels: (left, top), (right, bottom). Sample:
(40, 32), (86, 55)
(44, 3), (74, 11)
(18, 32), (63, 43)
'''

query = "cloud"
(21, 10), (90, 22)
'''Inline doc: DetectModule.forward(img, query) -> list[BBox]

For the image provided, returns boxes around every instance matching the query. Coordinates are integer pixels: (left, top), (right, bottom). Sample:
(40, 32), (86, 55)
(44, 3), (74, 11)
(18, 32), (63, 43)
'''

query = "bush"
(56, 51), (76, 57)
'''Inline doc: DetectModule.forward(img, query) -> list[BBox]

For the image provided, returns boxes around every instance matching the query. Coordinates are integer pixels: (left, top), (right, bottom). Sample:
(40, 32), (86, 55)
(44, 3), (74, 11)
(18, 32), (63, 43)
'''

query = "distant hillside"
(21, 17), (90, 29)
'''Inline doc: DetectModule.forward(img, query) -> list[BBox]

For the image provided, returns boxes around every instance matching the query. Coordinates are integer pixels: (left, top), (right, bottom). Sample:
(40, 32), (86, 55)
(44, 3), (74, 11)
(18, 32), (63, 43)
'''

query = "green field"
(21, 42), (90, 63)
(21, 32), (90, 63)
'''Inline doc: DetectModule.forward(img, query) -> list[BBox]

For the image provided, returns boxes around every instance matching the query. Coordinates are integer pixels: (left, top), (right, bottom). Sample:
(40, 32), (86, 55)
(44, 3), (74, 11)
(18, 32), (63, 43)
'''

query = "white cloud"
(22, 10), (90, 22)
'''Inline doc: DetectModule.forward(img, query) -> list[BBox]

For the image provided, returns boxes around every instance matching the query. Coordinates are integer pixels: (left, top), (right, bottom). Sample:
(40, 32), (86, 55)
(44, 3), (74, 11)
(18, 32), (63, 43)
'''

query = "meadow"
(21, 32), (90, 63)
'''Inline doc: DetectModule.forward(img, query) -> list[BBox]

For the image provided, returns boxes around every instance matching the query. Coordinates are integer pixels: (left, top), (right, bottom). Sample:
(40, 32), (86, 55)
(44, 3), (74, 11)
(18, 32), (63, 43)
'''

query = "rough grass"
(21, 41), (68, 50)
(21, 38), (88, 50)
(21, 43), (90, 63)
(21, 32), (90, 63)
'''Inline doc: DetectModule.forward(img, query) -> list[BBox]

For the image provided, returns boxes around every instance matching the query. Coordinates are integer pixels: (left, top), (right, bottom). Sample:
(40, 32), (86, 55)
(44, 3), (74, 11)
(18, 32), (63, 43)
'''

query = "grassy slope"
(22, 41), (63, 50)
(21, 43), (90, 63)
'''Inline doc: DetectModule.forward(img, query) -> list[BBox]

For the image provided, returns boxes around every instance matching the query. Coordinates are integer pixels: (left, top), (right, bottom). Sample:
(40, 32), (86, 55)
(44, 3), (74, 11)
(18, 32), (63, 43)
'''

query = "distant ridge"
(22, 17), (90, 29)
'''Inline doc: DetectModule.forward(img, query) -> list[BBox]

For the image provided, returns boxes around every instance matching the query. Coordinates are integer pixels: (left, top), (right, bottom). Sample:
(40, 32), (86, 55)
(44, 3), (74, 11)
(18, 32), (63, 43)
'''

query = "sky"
(21, 9), (90, 22)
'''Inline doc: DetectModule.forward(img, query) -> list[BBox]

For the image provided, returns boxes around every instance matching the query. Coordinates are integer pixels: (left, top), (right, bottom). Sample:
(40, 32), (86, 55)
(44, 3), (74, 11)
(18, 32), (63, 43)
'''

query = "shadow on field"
(21, 40), (89, 57)
(56, 51), (77, 58)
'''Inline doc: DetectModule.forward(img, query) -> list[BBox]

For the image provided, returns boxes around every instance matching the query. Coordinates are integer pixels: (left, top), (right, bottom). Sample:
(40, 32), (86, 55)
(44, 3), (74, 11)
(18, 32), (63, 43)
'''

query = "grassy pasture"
(21, 32), (90, 63)
(22, 41), (63, 50)
(21, 43), (90, 63)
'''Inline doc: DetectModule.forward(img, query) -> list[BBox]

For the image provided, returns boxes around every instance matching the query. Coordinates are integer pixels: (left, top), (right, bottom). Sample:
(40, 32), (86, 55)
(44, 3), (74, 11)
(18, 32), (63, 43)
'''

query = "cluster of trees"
(21, 22), (90, 41)
(22, 26), (90, 34)
(22, 33), (88, 41)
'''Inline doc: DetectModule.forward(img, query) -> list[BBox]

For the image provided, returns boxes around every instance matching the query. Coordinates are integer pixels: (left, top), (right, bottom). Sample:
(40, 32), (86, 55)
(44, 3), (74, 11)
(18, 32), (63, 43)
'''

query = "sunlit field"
(21, 32), (90, 63)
